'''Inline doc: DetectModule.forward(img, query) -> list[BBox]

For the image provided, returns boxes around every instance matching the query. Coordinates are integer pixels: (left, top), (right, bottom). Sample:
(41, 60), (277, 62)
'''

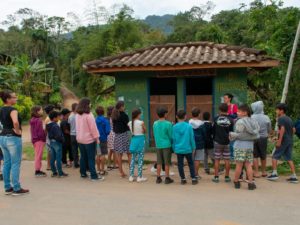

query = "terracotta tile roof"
(83, 42), (279, 73)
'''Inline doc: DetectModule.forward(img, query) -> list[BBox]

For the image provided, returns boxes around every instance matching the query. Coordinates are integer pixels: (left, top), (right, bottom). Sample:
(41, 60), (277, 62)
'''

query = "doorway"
(185, 77), (213, 119)
(149, 78), (177, 146)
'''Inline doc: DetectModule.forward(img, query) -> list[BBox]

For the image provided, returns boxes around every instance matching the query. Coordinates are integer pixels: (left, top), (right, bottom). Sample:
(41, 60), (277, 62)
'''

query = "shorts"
(214, 142), (230, 160)
(234, 148), (253, 163)
(205, 148), (214, 160)
(97, 142), (108, 156)
(129, 135), (145, 153)
(253, 137), (268, 160)
(273, 142), (292, 161)
(194, 149), (204, 161)
(157, 148), (172, 165)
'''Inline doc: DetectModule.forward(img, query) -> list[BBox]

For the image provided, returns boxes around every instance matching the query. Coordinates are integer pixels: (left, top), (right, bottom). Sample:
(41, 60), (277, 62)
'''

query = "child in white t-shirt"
(128, 108), (147, 183)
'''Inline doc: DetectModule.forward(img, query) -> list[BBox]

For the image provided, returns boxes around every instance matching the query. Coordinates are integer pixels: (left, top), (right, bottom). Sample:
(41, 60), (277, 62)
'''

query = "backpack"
(295, 119), (300, 139)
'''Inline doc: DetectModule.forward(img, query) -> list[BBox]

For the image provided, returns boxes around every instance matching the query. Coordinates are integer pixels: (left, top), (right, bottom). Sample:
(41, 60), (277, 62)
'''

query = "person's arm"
(190, 126), (196, 151)
(37, 119), (46, 140)
(105, 119), (111, 136)
(10, 110), (21, 135)
(141, 121), (146, 134)
(276, 126), (285, 148)
(87, 114), (100, 143)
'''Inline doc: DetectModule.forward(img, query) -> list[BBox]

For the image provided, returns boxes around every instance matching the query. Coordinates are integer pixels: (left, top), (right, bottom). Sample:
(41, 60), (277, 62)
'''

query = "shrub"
(49, 91), (62, 105)
(0, 94), (34, 121)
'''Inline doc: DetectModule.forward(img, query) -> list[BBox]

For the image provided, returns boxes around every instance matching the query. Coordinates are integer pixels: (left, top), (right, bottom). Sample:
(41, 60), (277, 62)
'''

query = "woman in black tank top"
(0, 90), (29, 195)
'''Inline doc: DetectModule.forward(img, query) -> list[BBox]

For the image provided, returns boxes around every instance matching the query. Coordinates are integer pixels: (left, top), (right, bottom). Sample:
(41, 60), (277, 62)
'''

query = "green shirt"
(153, 120), (173, 149)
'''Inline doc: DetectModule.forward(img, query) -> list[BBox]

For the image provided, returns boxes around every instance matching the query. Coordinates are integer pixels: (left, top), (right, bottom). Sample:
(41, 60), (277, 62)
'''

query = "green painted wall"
(213, 68), (248, 116)
(177, 78), (185, 110)
(115, 72), (151, 147)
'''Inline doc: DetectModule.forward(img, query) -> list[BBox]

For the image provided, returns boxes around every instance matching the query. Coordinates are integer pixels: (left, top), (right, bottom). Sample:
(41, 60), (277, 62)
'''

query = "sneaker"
(248, 182), (257, 190)
(58, 173), (68, 178)
(137, 177), (148, 183)
(91, 176), (105, 181)
(160, 171), (166, 176)
(181, 179), (187, 185)
(12, 188), (30, 196)
(212, 176), (219, 183)
(35, 171), (47, 177)
(156, 176), (162, 184)
(51, 173), (58, 177)
(5, 187), (13, 195)
(169, 171), (175, 176)
(81, 174), (88, 179)
(150, 166), (157, 174)
(129, 176), (135, 182)
(267, 174), (279, 181)
(192, 178), (198, 185)
(195, 175), (202, 180)
(0, 174), (3, 181)
(164, 177), (174, 184)
(234, 181), (241, 189)
(287, 177), (299, 184)
(225, 176), (231, 183)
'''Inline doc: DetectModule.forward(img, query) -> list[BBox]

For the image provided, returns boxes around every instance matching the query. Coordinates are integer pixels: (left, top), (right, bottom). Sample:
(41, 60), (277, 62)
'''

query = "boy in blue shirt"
(173, 110), (198, 185)
(95, 106), (111, 175)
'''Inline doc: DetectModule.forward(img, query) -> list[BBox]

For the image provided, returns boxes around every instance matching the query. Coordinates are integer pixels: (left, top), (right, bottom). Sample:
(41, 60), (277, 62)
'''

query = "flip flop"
(262, 174), (268, 177)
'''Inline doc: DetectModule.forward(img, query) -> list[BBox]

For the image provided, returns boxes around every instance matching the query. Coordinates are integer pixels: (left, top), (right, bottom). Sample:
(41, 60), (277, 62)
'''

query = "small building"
(84, 42), (279, 147)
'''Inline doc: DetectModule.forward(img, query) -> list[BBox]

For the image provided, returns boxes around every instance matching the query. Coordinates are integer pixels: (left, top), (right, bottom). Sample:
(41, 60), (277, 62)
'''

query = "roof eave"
(85, 60), (280, 74)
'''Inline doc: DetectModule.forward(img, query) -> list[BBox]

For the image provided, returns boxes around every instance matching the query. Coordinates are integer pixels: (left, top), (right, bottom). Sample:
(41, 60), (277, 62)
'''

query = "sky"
(1, 0), (300, 26)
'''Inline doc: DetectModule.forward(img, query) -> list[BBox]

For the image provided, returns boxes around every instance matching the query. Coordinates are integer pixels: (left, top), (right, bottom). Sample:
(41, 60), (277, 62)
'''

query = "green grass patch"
(23, 143), (48, 161)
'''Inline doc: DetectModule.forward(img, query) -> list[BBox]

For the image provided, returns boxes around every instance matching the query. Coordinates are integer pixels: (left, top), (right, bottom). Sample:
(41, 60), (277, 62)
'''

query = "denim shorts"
(273, 142), (293, 161)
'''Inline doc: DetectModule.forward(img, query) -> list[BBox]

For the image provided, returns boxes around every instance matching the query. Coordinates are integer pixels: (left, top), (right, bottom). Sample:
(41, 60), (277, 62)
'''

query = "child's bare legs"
(165, 165), (170, 177)
(214, 160), (220, 176)
(96, 155), (101, 172)
(253, 158), (259, 177)
(127, 153), (132, 167)
(107, 150), (113, 167)
(100, 155), (106, 172)
(117, 153), (126, 177)
(157, 164), (162, 177)
(194, 160), (200, 177)
(261, 159), (267, 176)
(245, 161), (253, 183)
(288, 160), (296, 174)
(224, 159), (230, 177)
(234, 162), (243, 182)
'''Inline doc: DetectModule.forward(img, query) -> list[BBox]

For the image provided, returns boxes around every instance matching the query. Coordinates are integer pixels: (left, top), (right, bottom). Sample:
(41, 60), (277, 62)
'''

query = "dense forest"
(0, 0), (299, 120)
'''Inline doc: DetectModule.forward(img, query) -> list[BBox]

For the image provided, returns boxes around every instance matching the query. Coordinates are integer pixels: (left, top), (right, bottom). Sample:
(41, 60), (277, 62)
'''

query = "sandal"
(262, 174), (268, 177)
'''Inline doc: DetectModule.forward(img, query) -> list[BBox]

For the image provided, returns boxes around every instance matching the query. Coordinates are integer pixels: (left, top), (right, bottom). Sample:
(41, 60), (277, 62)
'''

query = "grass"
(23, 143), (48, 161)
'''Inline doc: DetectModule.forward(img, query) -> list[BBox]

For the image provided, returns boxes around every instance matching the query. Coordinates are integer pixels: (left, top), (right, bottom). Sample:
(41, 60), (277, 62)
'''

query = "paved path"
(0, 161), (299, 225)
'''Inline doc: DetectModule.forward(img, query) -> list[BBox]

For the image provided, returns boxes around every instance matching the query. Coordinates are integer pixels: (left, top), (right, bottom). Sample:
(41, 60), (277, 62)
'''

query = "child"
(173, 110), (198, 185)
(60, 108), (73, 168)
(95, 106), (111, 175)
(267, 103), (298, 183)
(68, 103), (79, 168)
(230, 104), (260, 190)
(251, 101), (272, 177)
(107, 106), (117, 170)
(153, 106), (174, 184)
(189, 107), (205, 179)
(128, 108), (147, 182)
(46, 111), (68, 178)
(0, 148), (3, 181)
(30, 106), (46, 177)
(44, 104), (55, 171)
(203, 112), (215, 175)
(212, 103), (234, 183)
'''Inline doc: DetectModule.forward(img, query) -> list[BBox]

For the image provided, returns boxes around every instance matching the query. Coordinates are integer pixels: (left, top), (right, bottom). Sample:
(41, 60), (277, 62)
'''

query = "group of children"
(3, 93), (297, 191)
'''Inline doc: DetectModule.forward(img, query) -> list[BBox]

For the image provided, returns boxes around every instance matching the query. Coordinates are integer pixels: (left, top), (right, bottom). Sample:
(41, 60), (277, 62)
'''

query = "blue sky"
(1, 0), (299, 25)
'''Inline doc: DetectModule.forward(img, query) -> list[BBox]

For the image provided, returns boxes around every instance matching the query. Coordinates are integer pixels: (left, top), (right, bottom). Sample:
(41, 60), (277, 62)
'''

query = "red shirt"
(228, 104), (238, 116)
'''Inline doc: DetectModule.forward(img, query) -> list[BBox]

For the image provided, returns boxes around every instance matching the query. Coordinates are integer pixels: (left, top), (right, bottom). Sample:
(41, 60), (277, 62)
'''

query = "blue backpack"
(295, 119), (300, 139)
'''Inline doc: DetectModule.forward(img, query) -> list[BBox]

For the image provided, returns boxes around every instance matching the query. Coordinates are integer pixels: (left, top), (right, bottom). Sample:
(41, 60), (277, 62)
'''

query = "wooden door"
(186, 95), (212, 119)
(149, 95), (176, 147)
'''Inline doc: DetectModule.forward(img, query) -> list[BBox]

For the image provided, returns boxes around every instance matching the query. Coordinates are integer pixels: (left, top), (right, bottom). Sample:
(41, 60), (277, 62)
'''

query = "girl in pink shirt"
(76, 98), (103, 181)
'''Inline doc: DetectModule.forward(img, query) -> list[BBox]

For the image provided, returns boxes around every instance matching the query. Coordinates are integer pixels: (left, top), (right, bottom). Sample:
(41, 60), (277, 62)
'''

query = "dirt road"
(0, 161), (299, 225)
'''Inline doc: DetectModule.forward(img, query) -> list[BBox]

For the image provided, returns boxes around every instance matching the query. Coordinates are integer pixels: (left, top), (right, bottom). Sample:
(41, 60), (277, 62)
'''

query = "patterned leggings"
(129, 152), (144, 177)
